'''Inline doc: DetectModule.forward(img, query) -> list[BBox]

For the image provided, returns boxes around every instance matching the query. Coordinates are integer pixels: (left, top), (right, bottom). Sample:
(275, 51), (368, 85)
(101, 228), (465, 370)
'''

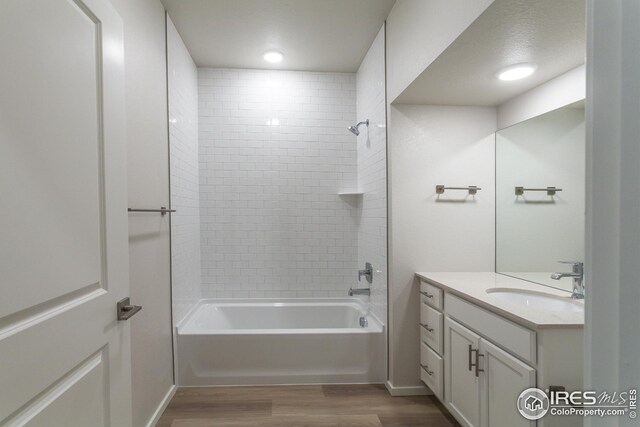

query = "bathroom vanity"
(415, 272), (584, 427)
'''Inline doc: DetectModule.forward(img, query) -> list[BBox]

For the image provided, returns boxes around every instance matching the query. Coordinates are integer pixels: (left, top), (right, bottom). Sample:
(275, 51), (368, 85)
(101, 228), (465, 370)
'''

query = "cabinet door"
(480, 339), (536, 427)
(444, 318), (482, 427)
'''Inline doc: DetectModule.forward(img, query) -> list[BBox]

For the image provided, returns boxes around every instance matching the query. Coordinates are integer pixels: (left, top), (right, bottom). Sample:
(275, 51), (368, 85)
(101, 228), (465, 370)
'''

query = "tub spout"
(349, 287), (370, 296)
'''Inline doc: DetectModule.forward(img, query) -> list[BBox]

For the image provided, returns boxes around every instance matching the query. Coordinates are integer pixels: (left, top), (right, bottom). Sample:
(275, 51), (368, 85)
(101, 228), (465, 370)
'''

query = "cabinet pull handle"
(475, 350), (485, 377)
(468, 344), (474, 371)
(469, 345), (484, 375)
(420, 364), (434, 376)
(420, 323), (434, 332)
(420, 291), (434, 299)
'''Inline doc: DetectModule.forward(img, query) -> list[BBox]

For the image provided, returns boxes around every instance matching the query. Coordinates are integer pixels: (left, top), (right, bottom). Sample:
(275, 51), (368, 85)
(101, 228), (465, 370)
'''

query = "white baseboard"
(145, 384), (176, 427)
(385, 380), (431, 396)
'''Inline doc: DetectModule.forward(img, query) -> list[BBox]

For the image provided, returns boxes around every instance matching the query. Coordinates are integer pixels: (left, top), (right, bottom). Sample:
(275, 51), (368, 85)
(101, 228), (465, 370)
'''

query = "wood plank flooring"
(156, 384), (460, 427)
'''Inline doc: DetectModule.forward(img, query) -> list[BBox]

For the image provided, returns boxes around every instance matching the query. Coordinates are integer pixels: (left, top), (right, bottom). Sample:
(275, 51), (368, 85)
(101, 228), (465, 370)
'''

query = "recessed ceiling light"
(497, 63), (537, 81)
(263, 50), (283, 63)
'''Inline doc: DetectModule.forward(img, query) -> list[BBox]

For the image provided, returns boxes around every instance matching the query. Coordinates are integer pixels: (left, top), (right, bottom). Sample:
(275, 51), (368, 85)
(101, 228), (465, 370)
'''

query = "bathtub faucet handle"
(358, 262), (373, 284)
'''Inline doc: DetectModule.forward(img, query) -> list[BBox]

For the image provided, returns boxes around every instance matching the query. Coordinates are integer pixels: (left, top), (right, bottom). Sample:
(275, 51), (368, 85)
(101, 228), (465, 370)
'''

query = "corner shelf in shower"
(338, 191), (364, 197)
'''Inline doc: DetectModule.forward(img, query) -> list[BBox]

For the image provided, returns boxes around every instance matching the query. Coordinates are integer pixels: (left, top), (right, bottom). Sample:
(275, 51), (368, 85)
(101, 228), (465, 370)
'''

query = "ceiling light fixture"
(263, 50), (283, 63)
(497, 63), (537, 81)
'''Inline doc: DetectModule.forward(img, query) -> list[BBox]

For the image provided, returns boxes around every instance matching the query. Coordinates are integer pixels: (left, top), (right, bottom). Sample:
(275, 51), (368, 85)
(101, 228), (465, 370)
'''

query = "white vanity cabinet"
(417, 274), (584, 427)
(443, 318), (482, 426)
(444, 318), (535, 427)
(418, 281), (444, 400)
(481, 339), (536, 427)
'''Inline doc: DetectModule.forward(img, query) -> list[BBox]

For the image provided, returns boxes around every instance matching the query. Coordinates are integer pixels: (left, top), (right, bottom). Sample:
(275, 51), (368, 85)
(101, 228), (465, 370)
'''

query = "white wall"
(388, 105), (496, 390)
(356, 25), (387, 324)
(167, 17), (201, 325)
(107, 1), (174, 426)
(585, 1), (640, 425)
(496, 107), (585, 289)
(389, 105), (496, 387)
(197, 68), (358, 298)
(385, 1), (496, 390)
(385, 0), (494, 102)
(497, 65), (586, 130)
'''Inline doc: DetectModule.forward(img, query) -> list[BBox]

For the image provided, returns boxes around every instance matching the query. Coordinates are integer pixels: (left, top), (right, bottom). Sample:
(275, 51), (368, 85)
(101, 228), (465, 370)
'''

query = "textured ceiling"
(161, 0), (396, 72)
(394, 0), (586, 106)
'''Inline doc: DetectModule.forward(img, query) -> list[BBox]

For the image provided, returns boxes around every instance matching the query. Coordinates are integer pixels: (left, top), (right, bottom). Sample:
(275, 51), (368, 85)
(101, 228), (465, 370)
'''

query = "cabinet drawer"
(420, 280), (443, 310)
(420, 303), (443, 355)
(420, 342), (444, 400)
(446, 293), (537, 365)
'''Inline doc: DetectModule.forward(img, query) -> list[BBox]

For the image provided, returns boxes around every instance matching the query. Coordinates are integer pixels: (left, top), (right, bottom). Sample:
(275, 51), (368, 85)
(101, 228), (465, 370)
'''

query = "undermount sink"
(486, 288), (584, 312)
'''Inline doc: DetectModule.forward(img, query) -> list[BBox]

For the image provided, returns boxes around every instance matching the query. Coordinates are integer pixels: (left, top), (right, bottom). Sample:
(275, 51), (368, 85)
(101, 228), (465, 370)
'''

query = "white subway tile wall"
(356, 26), (387, 324)
(198, 68), (358, 298)
(168, 19), (202, 324)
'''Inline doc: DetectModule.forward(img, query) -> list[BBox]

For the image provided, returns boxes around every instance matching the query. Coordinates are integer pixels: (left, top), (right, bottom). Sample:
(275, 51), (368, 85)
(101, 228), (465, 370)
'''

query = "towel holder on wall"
(514, 186), (562, 196)
(128, 207), (176, 216)
(436, 185), (481, 195)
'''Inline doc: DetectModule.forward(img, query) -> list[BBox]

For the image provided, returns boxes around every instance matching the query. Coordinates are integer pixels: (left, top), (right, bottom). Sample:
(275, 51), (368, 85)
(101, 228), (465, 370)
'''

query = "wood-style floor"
(156, 384), (460, 427)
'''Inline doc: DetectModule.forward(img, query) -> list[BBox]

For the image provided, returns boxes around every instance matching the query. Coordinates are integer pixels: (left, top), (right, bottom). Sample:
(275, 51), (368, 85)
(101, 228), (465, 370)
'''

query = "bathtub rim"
(176, 297), (385, 336)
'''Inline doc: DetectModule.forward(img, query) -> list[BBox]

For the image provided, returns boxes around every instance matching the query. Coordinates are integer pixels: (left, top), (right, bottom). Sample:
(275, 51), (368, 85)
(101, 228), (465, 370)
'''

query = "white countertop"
(415, 272), (584, 330)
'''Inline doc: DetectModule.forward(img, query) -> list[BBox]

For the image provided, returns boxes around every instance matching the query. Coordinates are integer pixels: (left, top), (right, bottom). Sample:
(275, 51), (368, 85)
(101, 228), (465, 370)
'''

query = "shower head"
(347, 119), (369, 136)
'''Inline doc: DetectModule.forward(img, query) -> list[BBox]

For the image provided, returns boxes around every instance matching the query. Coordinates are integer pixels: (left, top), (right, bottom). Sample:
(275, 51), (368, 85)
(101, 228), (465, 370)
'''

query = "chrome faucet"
(350, 262), (373, 296)
(349, 287), (370, 296)
(551, 261), (584, 299)
(358, 262), (373, 284)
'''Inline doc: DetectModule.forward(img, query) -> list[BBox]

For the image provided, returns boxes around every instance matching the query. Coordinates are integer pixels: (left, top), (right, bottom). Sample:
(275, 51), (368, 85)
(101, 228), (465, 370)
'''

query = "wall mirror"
(496, 101), (585, 291)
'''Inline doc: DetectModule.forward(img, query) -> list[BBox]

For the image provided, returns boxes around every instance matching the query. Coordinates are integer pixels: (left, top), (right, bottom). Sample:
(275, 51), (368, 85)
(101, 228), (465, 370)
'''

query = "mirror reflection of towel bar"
(436, 185), (481, 195)
(515, 187), (562, 196)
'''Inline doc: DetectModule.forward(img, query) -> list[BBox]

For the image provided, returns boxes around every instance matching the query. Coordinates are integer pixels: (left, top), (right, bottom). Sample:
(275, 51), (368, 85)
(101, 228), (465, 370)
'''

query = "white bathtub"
(176, 298), (386, 386)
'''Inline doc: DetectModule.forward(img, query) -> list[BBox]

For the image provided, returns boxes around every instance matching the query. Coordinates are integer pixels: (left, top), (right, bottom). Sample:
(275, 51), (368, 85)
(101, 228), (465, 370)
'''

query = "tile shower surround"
(198, 68), (359, 299)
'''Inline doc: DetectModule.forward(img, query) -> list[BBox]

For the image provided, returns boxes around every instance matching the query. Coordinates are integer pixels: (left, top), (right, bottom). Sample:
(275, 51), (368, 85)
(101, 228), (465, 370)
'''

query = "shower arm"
(347, 119), (370, 135)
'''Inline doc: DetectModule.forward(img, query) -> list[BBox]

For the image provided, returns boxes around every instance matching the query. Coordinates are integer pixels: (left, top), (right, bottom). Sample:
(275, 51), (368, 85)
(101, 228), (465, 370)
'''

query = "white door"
(480, 340), (536, 427)
(0, 0), (132, 426)
(444, 318), (482, 427)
